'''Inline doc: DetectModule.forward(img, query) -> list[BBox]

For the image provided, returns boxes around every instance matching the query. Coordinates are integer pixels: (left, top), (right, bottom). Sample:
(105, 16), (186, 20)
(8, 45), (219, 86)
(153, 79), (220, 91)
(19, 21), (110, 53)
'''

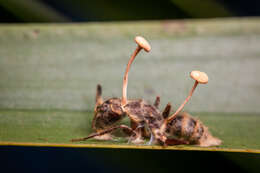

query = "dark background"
(0, 0), (260, 23)
(1, 146), (260, 173)
(0, 0), (260, 172)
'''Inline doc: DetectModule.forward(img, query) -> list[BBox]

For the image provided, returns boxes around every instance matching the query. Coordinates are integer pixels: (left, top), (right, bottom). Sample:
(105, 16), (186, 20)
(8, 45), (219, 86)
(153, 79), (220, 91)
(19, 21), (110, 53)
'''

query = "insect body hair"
(166, 112), (221, 147)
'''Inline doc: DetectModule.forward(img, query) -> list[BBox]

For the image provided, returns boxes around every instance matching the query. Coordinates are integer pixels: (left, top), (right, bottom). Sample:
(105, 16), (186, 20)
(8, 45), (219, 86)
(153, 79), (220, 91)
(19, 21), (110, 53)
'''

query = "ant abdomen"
(166, 112), (221, 147)
(167, 113), (201, 142)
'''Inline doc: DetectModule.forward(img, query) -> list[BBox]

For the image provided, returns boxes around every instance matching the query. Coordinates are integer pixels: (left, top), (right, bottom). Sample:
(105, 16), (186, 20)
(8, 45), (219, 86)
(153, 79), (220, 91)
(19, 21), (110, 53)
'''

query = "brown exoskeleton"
(72, 36), (221, 147)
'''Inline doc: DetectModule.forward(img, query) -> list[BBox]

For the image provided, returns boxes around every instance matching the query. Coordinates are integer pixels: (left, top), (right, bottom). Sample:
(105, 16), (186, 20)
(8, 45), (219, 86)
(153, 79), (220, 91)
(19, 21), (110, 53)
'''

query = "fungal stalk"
(167, 70), (208, 122)
(122, 36), (151, 106)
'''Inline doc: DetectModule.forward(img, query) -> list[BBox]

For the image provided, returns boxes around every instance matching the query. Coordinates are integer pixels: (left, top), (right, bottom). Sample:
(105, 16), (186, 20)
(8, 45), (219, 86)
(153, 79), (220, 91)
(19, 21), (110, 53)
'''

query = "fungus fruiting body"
(122, 36), (151, 106)
(167, 70), (209, 122)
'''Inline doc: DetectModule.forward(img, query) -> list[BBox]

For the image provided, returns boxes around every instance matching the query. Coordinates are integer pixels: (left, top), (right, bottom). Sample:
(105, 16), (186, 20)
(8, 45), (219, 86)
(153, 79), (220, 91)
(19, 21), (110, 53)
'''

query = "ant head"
(94, 85), (125, 121)
(95, 98), (124, 117)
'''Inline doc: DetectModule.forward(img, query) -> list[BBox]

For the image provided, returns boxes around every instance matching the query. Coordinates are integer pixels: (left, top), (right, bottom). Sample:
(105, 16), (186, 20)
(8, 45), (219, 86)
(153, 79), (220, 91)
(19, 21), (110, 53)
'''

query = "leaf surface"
(0, 18), (260, 153)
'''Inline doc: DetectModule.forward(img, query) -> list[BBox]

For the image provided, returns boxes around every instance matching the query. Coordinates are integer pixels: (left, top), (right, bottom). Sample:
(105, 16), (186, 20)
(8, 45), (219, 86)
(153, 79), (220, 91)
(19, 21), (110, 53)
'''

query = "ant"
(72, 36), (221, 147)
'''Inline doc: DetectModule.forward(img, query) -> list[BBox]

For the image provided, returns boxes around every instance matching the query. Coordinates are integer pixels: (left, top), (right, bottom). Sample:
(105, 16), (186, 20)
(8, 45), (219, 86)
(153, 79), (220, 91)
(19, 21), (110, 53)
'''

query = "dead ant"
(72, 36), (221, 147)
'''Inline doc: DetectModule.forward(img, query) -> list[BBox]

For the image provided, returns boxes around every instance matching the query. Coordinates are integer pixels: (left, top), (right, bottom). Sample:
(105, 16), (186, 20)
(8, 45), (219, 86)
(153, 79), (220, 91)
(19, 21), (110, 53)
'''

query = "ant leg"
(147, 133), (154, 145)
(131, 120), (149, 138)
(162, 103), (172, 119)
(136, 124), (145, 129)
(92, 84), (104, 130)
(127, 135), (134, 144)
(71, 125), (136, 142)
(95, 84), (103, 106)
(128, 124), (145, 144)
(145, 125), (155, 145)
(130, 120), (138, 130)
(153, 96), (160, 108)
(93, 131), (114, 140)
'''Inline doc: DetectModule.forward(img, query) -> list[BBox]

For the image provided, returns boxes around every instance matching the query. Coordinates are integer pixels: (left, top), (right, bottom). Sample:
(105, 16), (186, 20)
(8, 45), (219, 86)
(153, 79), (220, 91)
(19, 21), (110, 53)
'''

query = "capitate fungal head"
(190, 71), (208, 84)
(135, 36), (151, 52)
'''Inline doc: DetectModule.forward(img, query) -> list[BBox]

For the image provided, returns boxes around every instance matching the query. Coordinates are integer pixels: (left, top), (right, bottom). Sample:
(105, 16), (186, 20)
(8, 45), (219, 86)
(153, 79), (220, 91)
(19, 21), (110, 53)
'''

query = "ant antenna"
(167, 71), (208, 122)
(122, 36), (151, 106)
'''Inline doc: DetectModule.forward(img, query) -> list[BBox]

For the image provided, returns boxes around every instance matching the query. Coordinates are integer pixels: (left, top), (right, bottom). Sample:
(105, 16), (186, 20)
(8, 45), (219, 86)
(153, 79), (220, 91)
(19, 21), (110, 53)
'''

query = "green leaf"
(0, 18), (260, 153)
(0, 110), (259, 153)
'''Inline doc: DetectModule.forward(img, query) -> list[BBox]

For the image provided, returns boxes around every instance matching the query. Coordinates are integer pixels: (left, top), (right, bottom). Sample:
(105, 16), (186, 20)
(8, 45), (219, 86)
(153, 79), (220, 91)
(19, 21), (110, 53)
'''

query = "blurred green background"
(0, 1), (260, 173)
